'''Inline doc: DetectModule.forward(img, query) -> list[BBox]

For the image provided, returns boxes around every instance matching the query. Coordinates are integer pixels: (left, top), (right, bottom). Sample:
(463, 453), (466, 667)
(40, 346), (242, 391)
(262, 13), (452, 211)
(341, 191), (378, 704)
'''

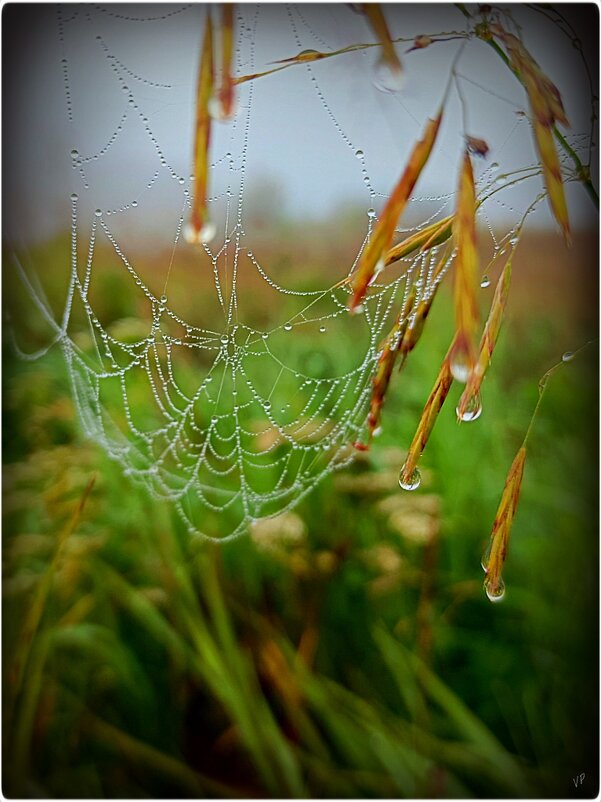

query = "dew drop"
(484, 575), (506, 603)
(131, 200), (138, 207)
(457, 392), (482, 422)
(70, 192), (78, 201)
(95, 208), (102, 217)
(372, 426), (383, 437)
(220, 334), (229, 345)
(363, 176), (370, 184)
(319, 325), (326, 333)
(261, 332), (268, 339)
(495, 175), (507, 186)
(480, 275), (491, 288)
(160, 294), (167, 304)
(299, 48), (319, 58)
(355, 149), (364, 159)
(70, 149), (79, 158)
(372, 56), (405, 93)
(562, 350), (575, 362)
(211, 415), (218, 424)
(450, 352), (472, 383)
(399, 463), (421, 491)
(284, 323), (292, 332)
(367, 208), (376, 218)
(490, 161), (500, 173)
(350, 304), (364, 316)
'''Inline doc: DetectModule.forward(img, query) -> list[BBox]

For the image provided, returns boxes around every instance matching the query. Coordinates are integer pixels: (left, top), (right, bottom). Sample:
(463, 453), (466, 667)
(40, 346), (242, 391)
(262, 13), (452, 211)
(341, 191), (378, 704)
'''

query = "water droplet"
(450, 352), (472, 383)
(184, 221), (216, 245)
(284, 323), (292, 331)
(264, 401), (271, 410)
(211, 415), (218, 424)
(484, 575), (506, 602)
(355, 149), (364, 159)
(372, 426), (383, 437)
(480, 275), (491, 288)
(495, 175), (507, 186)
(562, 350), (575, 362)
(350, 304), (364, 316)
(178, 177), (185, 184)
(160, 294), (167, 304)
(399, 463), (421, 491)
(95, 208), (102, 217)
(319, 325), (326, 333)
(457, 392), (482, 422)
(131, 200), (138, 207)
(509, 236), (519, 246)
(70, 149), (79, 158)
(490, 161), (499, 173)
(70, 193), (78, 201)
(261, 332), (268, 339)
(299, 48), (319, 58)
(372, 56), (405, 93)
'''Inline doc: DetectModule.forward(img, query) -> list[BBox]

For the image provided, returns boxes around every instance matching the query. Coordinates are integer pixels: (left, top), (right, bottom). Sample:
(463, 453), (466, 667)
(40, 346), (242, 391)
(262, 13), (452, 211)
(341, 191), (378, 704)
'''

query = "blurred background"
(3, 3), (599, 798)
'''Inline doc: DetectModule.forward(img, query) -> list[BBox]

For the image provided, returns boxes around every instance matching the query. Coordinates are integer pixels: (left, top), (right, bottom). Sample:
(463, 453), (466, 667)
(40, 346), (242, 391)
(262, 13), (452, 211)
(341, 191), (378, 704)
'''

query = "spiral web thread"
(11, 3), (582, 542)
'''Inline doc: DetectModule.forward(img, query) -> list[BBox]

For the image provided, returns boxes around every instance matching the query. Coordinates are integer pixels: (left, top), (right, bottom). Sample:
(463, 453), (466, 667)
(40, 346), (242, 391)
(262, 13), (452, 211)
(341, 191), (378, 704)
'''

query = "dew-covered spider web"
(7, 3), (593, 541)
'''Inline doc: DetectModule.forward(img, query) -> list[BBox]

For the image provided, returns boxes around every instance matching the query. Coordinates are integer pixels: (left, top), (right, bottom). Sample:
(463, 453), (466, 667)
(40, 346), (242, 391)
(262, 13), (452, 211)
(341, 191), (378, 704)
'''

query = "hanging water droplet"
(131, 200), (138, 207)
(450, 352), (472, 383)
(95, 208), (102, 217)
(367, 208), (376, 218)
(160, 294), (167, 304)
(355, 149), (364, 159)
(220, 334), (229, 344)
(495, 175), (507, 186)
(480, 275), (491, 288)
(457, 392), (482, 422)
(319, 325), (326, 333)
(509, 235), (519, 246)
(71, 149), (79, 159)
(372, 56), (405, 93)
(490, 161), (499, 173)
(284, 323), (292, 332)
(264, 400), (271, 410)
(70, 193), (78, 201)
(399, 463), (421, 491)
(211, 415), (218, 424)
(298, 48), (319, 58)
(562, 350), (575, 362)
(363, 176), (370, 184)
(261, 332), (268, 339)
(484, 575), (506, 603)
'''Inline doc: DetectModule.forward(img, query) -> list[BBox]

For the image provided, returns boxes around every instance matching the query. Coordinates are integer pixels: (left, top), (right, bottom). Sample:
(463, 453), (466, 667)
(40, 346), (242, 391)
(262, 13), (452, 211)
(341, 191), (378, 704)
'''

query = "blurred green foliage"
(3, 231), (598, 798)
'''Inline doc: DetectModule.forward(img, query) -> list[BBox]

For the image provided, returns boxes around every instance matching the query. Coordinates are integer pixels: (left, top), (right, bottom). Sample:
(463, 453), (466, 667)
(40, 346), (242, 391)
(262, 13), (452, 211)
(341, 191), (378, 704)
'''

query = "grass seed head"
(450, 150), (479, 382)
(483, 446), (527, 602)
(349, 109), (443, 310)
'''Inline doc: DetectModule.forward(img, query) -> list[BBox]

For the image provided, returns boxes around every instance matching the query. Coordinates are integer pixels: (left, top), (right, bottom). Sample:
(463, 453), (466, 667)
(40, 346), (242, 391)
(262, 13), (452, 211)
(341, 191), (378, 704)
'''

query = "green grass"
(2, 235), (598, 798)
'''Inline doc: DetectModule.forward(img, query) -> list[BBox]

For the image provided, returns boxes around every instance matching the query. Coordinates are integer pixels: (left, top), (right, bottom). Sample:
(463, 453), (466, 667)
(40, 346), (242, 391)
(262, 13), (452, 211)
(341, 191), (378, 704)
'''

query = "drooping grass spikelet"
(492, 24), (571, 244)
(362, 4), (404, 90)
(399, 350), (453, 491)
(449, 150), (479, 382)
(364, 289), (416, 442)
(482, 446), (526, 602)
(185, 13), (215, 245)
(216, 4), (235, 120)
(384, 214), (453, 267)
(457, 255), (512, 420)
(349, 108), (443, 311)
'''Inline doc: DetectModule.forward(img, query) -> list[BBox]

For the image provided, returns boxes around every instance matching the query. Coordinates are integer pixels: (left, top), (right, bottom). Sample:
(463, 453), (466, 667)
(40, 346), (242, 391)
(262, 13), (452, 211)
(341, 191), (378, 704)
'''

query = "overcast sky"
(3, 3), (598, 248)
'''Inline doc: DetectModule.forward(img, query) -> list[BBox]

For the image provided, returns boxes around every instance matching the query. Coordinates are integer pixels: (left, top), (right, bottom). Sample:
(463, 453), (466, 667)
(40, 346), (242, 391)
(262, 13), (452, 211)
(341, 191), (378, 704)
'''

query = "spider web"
(8, 3), (587, 542)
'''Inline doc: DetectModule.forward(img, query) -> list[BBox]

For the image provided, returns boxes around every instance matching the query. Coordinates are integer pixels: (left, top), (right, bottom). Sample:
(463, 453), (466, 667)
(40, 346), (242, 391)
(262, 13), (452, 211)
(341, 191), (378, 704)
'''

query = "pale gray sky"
(3, 3), (598, 248)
